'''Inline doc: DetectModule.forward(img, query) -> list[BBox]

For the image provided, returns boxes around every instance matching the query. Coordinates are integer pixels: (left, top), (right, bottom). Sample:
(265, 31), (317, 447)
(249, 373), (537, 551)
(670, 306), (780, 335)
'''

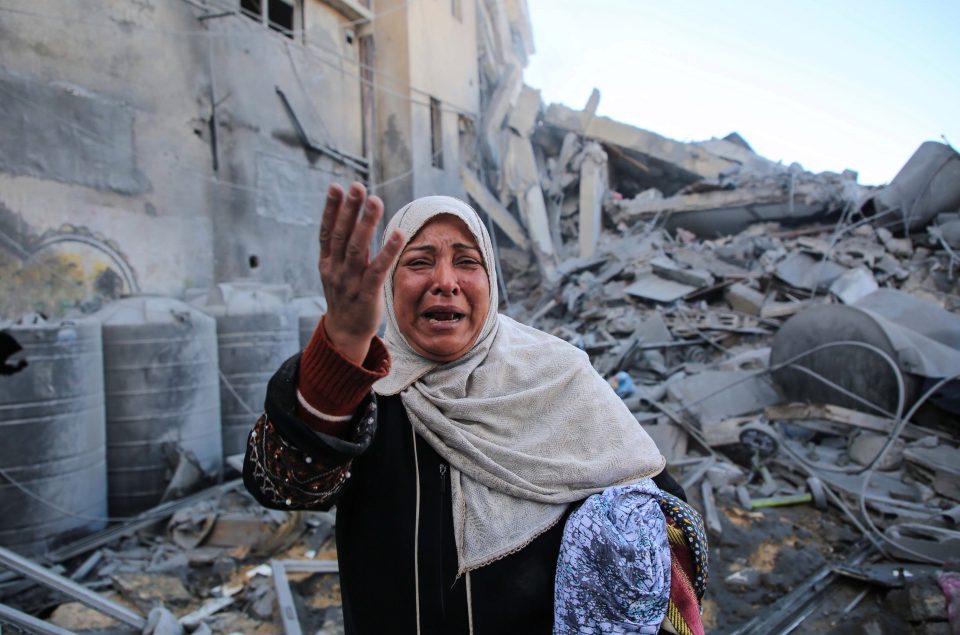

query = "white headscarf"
(374, 196), (665, 575)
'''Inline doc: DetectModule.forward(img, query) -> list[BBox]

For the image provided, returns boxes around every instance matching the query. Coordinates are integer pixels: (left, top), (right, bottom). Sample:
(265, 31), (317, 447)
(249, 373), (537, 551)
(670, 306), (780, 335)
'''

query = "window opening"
(239, 0), (295, 39)
(430, 97), (444, 169)
(240, 0), (261, 21)
(268, 0), (294, 38)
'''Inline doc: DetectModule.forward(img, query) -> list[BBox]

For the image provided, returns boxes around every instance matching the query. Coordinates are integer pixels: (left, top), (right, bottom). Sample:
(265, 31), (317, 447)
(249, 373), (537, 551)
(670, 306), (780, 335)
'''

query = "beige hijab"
(374, 196), (665, 575)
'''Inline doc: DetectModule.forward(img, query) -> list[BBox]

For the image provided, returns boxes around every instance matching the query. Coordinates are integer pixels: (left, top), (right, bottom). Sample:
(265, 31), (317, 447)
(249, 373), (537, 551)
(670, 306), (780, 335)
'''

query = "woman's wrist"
(323, 319), (373, 366)
(299, 315), (390, 418)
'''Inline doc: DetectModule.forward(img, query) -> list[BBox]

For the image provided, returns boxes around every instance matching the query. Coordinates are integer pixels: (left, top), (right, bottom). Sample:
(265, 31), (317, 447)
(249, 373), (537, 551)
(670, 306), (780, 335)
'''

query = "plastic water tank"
(93, 296), (223, 516)
(0, 316), (107, 555)
(193, 282), (299, 458)
(292, 295), (327, 349)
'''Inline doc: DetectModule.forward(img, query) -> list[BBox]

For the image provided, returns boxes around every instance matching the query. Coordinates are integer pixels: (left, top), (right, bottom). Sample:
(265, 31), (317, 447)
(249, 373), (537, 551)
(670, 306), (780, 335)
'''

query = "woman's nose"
(431, 262), (460, 295)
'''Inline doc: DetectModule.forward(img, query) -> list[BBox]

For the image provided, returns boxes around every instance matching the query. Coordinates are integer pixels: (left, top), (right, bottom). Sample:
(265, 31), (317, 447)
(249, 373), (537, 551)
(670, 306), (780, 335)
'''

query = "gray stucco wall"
(0, 0), (365, 319)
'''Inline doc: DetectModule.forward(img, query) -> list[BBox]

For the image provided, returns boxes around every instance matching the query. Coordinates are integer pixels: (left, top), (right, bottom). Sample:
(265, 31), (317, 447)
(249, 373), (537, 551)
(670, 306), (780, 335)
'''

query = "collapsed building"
(1, 0), (960, 633)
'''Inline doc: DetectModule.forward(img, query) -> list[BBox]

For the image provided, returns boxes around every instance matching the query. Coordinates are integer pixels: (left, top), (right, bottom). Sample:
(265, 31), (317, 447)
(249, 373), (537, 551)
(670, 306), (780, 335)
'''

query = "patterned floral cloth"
(554, 479), (671, 634)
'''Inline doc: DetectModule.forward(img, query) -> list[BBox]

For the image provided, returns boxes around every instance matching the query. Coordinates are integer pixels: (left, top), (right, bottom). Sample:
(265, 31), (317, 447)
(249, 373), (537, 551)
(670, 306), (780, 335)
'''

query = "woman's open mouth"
(423, 308), (466, 324)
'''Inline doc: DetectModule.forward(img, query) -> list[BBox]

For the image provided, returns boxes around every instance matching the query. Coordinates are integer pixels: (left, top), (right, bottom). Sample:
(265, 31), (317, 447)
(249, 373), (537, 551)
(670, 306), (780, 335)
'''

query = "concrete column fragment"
(578, 141), (608, 258)
(503, 131), (558, 281)
(481, 64), (523, 169)
(460, 167), (528, 249)
(521, 185), (558, 283)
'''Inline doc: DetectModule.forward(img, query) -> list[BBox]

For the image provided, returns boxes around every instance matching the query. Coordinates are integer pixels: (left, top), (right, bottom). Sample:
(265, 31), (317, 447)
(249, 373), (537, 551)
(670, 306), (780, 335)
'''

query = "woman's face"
(393, 215), (491, 362)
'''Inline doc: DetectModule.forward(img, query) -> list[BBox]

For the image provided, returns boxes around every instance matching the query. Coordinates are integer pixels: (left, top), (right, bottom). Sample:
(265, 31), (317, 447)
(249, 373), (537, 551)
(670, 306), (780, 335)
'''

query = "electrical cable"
(0, 465), (218, 524)
(854, 372), (960, 565)
(703, 343), (959, 564)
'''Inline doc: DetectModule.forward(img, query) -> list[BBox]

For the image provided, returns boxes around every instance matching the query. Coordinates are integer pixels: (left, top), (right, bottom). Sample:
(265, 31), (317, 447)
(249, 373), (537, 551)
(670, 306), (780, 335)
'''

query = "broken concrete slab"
(544, 102), (736, 183)
(612, 172), (855, 237)
(667, 370), (781, 426)
(624, 273), (697, 303)
(759, 300), (808, 320)
(830, 266), (879, 305)
(672, 247), (753, 279)
(774, 252), (850, 292)
(503, 132), (558, 281)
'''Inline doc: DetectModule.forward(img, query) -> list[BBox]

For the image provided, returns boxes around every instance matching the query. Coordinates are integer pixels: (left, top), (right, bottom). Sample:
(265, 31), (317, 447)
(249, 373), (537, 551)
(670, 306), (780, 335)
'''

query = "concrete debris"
(611, 168), (860, 238)
(476, 73), (960, 632)
(829, 266), (879, 304)
(3, 1), (960, 632)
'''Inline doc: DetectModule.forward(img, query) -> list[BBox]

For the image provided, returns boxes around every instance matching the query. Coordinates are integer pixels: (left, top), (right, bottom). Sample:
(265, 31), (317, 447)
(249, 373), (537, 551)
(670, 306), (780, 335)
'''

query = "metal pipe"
(0, 546), (145, 630)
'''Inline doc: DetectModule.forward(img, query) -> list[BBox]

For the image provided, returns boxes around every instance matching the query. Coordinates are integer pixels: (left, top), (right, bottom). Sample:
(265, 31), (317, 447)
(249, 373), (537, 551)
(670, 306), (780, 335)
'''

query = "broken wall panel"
(0, 69), (149, 195)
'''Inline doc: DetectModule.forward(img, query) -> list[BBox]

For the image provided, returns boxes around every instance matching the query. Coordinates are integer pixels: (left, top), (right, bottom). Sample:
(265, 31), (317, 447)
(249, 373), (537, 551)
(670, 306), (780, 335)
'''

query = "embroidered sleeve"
(243, 395), (377, 510)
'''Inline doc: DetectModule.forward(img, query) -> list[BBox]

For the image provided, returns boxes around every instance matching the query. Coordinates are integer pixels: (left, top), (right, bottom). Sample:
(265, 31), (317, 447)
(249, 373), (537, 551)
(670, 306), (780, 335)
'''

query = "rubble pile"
(2, 87), (959, 632)
(0, 480), (344, 635)
(479, 96), (960, 632)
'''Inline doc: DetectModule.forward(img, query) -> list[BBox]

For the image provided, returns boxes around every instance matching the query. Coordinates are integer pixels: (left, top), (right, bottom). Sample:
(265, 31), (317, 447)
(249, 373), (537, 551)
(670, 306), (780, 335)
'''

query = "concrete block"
(725, 283), (765, 315)
(848, 431), (905, 471)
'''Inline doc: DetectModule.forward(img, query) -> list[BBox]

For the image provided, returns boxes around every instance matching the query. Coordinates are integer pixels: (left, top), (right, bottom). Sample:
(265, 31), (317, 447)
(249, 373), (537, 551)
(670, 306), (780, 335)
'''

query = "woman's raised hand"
(319, 182), (404, 365)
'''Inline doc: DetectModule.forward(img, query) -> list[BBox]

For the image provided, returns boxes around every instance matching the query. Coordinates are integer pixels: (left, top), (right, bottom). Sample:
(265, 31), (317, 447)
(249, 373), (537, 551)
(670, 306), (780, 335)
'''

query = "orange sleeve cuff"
(297, 315), (390, 421)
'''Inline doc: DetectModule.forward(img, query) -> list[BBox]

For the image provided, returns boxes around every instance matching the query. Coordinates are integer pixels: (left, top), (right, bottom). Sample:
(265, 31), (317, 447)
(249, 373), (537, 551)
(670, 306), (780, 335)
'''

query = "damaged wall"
(0, 0), (366, 319)
(371, 0), (480, 218)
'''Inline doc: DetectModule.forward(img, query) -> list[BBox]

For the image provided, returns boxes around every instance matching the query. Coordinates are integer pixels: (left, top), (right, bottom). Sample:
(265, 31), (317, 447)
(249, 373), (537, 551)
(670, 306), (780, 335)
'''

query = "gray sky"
(524, 0), (960, 185)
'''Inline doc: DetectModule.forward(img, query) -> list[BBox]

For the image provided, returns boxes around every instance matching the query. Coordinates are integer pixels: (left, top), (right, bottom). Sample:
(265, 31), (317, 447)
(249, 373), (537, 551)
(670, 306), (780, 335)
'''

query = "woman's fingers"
(344, 195), (384, 266)
(328, 182), (366, 261)
(364, 228), (405, 295)
(318, 183), (344, 261)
